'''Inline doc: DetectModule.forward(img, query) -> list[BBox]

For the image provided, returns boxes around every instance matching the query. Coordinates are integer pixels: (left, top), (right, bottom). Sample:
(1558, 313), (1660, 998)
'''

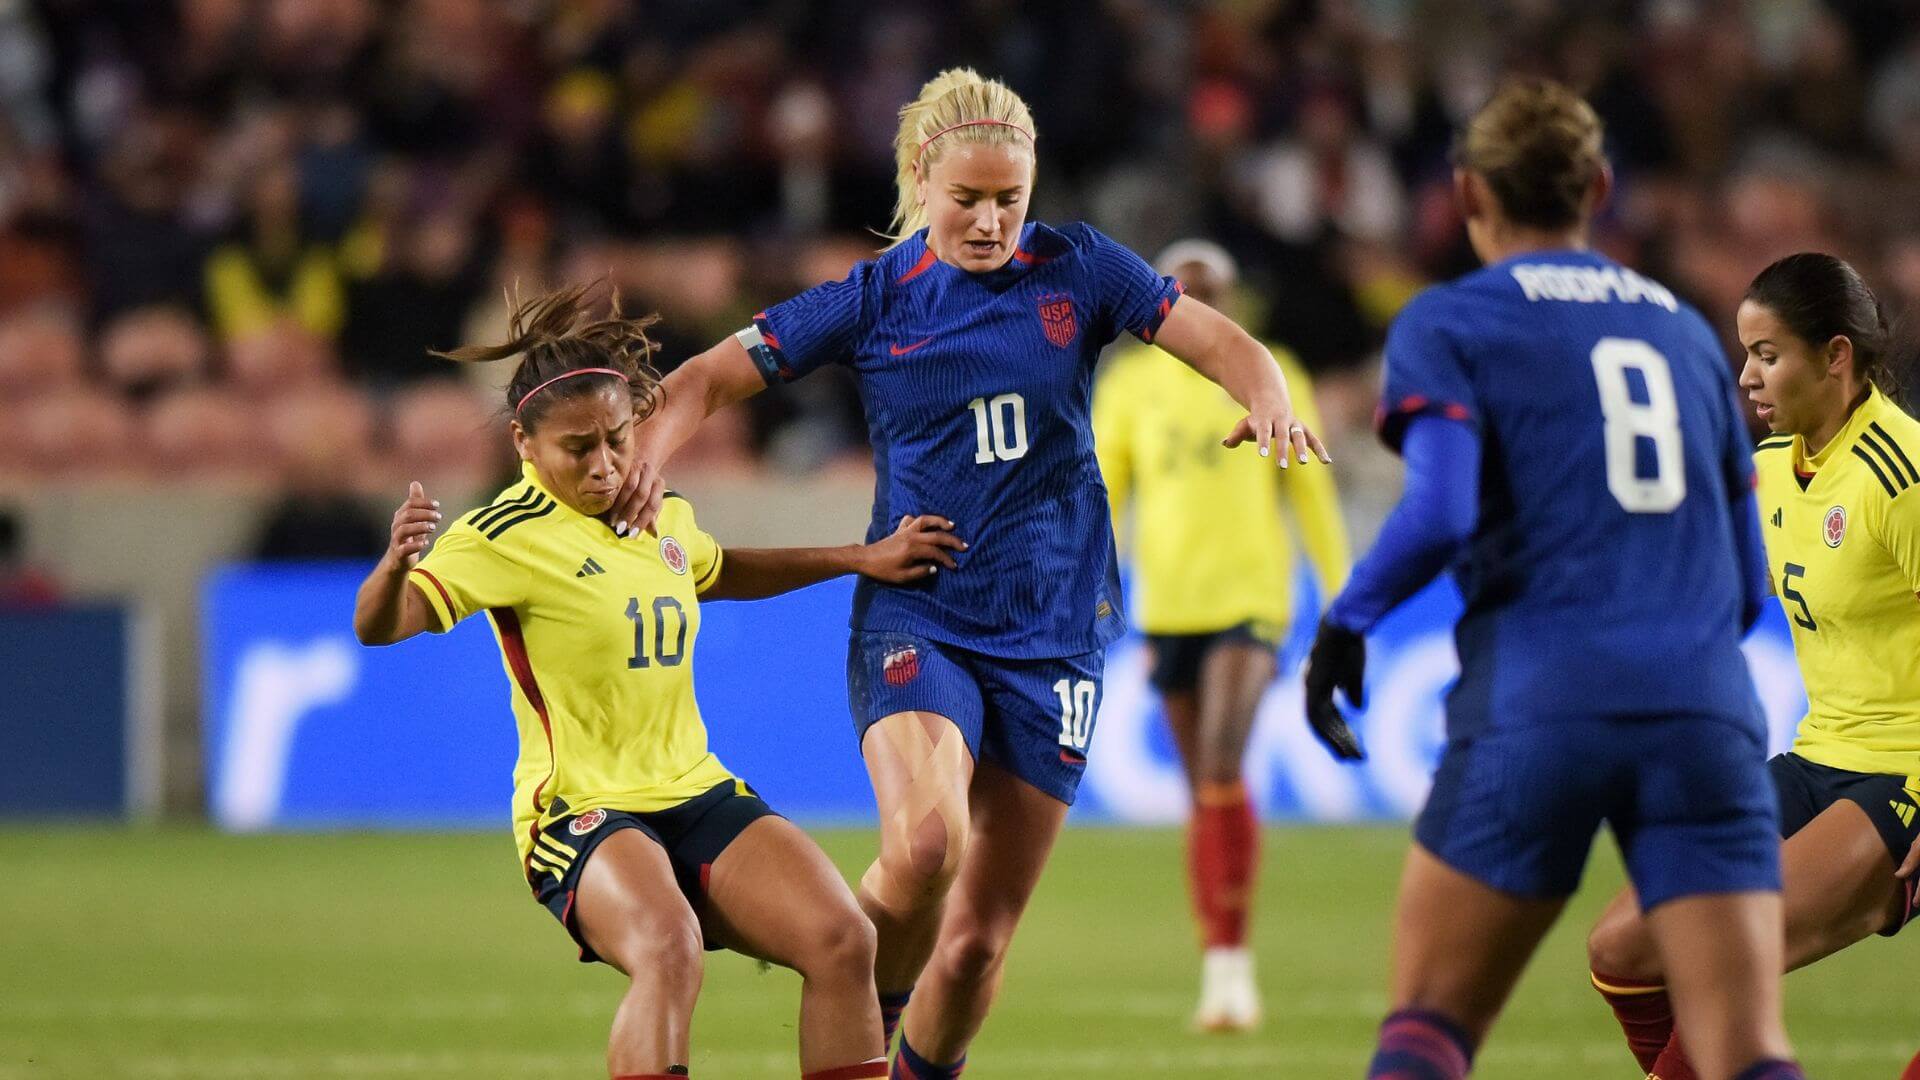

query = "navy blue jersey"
(742, 222), (1182, 658)
(1380, 250), (1759, 733)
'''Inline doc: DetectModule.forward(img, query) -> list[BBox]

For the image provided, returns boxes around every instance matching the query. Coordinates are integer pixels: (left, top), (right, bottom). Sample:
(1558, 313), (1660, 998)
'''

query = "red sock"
(1188, 779), (1257, 948)
(803, 1060), (888, 1080)
(1591, 970), (1676, 1072)
(1649, 1031), (1700, 1080)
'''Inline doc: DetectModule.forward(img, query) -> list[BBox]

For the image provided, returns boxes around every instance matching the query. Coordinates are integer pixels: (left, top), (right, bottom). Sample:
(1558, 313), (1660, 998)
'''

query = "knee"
(873, 803), (970, 908)
(1586, 908), (1660, 981)
(616, 915), (705, 992)
(935, 921), (1010, 986)
(797, 907), (878, 983)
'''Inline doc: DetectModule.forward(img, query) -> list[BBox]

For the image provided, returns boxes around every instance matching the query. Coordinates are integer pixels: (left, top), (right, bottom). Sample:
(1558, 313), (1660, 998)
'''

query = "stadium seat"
(98, 306), (210, 397)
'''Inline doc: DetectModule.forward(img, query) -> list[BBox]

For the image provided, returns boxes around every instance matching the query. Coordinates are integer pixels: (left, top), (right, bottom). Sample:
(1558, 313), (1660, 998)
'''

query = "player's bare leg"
(702, 816), (886, 1077)
(1367, 843), (1565, 1077)
(1188, 641), (1274, 1032)
(857, 710), (974, 1045)
(899, 762), (1069, 1072)
(574, 829), (704, 1079)
(1642, 891), (1793, 1079)
(1590, 800), (1901, 1075)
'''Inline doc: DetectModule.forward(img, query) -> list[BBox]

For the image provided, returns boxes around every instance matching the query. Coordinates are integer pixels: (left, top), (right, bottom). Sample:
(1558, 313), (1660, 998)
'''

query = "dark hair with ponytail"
(434, 281), (664, 431)
(1742, 253), (1910, 407)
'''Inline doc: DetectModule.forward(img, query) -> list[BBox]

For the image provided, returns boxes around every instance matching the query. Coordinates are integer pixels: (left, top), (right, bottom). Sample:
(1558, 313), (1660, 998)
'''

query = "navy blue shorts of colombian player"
(525, 780), (777, 964)
(1415, 715), (1781, 910)
(1771, 752), (1920, 935)
(847, 630), (1103, 805)
(1144, 620), (1286, 694)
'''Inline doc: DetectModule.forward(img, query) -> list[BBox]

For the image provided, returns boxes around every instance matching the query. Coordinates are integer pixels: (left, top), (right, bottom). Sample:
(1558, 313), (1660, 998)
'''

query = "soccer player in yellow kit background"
(1584, 253), (1920, 1080)
(1092, 239), (1351, 1032)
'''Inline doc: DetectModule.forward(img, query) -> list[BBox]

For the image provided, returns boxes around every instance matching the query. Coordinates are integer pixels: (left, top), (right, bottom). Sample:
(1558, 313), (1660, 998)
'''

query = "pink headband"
(915, 119), (1034, 166)
(515, 367), (627, 416)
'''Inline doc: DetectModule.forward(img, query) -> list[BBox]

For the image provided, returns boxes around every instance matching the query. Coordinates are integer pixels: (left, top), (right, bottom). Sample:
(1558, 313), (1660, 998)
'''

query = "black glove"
(1303, 617), (1367, 761)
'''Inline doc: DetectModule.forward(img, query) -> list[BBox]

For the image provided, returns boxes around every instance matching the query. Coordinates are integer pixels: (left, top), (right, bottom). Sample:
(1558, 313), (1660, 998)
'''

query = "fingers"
(1899, 840), (1920, 879)
(1340, 664), (1366, 711)
(1289, 422), (1311, 465)
(1305, 427), (1332, 464)
(1221, 417), (1252, 448)
(612, 460), (657, 537)
(637, 473), (665, 537)
(408, 480), (425, 502)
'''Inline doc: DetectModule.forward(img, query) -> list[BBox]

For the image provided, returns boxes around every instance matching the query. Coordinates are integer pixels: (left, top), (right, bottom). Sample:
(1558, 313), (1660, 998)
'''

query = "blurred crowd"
(5, 0), (1920, 519)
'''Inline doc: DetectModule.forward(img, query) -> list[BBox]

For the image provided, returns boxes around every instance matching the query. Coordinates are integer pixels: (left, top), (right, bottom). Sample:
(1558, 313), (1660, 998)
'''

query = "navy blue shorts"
(1414, 716), (1780, 910)
(1144, 620), (1286, 694)
(847, 630), (1103, 805)
(525, 781), (777, 964)
(1770, 753), (1920, 936)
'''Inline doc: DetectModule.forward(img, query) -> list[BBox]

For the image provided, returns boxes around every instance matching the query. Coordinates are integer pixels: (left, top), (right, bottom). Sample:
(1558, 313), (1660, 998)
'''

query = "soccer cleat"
(1192, 946), (1262, 1033)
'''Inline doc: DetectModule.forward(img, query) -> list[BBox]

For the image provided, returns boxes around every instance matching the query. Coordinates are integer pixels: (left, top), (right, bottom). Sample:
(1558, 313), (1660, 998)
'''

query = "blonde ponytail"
(885, 68), (1037, 248)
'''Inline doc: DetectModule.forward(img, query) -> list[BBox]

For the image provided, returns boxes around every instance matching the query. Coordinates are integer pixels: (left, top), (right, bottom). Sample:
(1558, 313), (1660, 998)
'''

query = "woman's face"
(1736, 299), (1853, 435)
(919, 141), (1034, 273)
(513, 384), (633, 518)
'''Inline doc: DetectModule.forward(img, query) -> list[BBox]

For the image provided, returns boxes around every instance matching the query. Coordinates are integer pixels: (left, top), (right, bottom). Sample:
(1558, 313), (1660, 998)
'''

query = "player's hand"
(609, 456), (666, 539)
(1303, 617), (1367, 761)
(1898, 832), (1920, 880)
(857, 515), (967, 583)
(1222, 395), (1332, 470)
(386, 481), (441, 569)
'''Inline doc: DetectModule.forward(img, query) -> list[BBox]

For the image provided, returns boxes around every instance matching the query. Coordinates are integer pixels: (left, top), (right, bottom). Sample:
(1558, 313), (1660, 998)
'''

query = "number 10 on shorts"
(1054, 678), (1095, 752)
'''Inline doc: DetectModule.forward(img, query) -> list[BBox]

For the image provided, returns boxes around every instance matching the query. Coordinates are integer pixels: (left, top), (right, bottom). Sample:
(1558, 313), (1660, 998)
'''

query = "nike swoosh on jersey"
(890, 337), (934, 356)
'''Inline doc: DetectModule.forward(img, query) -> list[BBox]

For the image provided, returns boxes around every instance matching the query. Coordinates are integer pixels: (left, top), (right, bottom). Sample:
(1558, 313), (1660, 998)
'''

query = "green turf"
(0, 826), (1906, 1079)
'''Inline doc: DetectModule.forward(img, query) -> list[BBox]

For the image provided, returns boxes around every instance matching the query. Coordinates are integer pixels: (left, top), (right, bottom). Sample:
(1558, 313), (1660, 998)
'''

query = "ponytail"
(885, 67), (1037, 248)
(434, 281), (664, 431)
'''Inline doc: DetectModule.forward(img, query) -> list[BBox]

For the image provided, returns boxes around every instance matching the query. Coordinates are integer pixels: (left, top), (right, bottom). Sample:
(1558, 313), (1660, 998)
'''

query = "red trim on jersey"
(752, 312), (782, 350)
(1010, 246), (1053, 267)
(897, 248), (937, 284)
(412, 567), (455, 621)
(1442, 402), (1472, 422)
(803, 1062), (890, 1080)
(699, 862), (713, 894)
(491, 607), (556, 877)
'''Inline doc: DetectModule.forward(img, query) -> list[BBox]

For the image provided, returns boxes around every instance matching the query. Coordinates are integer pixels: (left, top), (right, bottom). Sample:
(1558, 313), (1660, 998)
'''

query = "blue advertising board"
(203, 564), (1810, 830)
(1, 604), (138, 817)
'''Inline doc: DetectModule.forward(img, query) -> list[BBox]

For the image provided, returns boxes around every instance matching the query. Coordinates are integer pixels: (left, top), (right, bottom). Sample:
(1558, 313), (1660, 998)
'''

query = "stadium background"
(1, 0), (1914, 1076)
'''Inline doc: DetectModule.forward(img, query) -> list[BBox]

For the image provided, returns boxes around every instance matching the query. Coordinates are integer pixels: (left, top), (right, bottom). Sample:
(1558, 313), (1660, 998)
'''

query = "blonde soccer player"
(604, 68), (1329, 1077)
(1091, 238), (1350, 1032)
(353, 284), (966, 1080)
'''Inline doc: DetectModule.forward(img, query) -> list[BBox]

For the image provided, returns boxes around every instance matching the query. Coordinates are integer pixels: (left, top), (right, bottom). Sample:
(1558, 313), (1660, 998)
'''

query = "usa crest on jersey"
(1036, 293), (1077, 348)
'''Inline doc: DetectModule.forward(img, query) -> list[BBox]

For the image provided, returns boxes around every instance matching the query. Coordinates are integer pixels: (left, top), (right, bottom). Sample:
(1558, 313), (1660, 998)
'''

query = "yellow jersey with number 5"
(1754, 384), (1920, 778)
(407, 462), (734, 870)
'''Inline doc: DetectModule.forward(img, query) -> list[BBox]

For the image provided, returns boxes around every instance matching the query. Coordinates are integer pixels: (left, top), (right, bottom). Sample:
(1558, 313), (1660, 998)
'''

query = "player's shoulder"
(1386, 281), (1474, 344)
(657, 489), (700, 530)
(456, 474), (561, 546)
(1851, 392), (1920, 502)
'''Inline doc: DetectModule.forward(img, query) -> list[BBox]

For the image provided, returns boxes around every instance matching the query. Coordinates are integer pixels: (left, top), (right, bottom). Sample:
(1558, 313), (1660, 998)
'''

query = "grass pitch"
(0, 826), (1907, 1079)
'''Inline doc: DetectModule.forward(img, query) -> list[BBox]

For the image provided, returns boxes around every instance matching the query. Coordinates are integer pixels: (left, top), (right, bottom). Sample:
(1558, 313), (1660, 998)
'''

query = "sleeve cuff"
(1374, 395), (1476, 455)
(693, 546), (724, 595)
(737, 317), (791, 385)
(1133, 280), (1185, 343)
(408, 567), (457, 632)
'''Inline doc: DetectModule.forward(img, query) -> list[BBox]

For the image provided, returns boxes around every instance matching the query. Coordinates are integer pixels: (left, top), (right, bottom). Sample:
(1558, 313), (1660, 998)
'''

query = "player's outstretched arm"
(701, 515), (968, 602)
(610, 336), (768, 539)
(354, 481), (443, 646)
(1151, 296), (1332, 468)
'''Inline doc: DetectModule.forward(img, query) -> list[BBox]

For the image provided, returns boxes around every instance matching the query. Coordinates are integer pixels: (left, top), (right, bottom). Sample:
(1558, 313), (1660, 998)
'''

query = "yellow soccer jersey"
(408, 462), (733, 868)
(1093, 343), (1351, 636)
(1754, 385), (1920, 779)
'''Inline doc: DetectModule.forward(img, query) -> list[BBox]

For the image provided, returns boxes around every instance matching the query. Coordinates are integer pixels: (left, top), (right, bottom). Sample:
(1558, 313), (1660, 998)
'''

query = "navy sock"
(891, 1036), (964, 1080)
(1731, 1061), (1806, 1080)
(879, 988), (912, 1049)
(1366, 1008), (1474, 1079)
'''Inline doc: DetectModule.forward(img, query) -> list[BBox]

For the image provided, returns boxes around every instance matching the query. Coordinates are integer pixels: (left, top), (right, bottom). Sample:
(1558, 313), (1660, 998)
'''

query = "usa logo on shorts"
(1036, 293), (1077, 348)
(660, 535), (688, 574)
(1825, 505), (1847, 548)
(882, 645), (919, 686)
(569, 808), (607, 835)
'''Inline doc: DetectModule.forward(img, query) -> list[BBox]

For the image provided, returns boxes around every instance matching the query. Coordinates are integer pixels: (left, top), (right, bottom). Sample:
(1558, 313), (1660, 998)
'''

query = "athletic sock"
(1648, 1032), (1699, 1080)
(1366, 1008), (1474, 1080)
(1591, 969), (1676, 1072)
(879, 988), (913, 1049)
(1730, 1060), (1806, 1080)
(804, 1059), (889, 1080)
(1189, 779), (1258, 948)
(891, 1036), (964, 1079)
